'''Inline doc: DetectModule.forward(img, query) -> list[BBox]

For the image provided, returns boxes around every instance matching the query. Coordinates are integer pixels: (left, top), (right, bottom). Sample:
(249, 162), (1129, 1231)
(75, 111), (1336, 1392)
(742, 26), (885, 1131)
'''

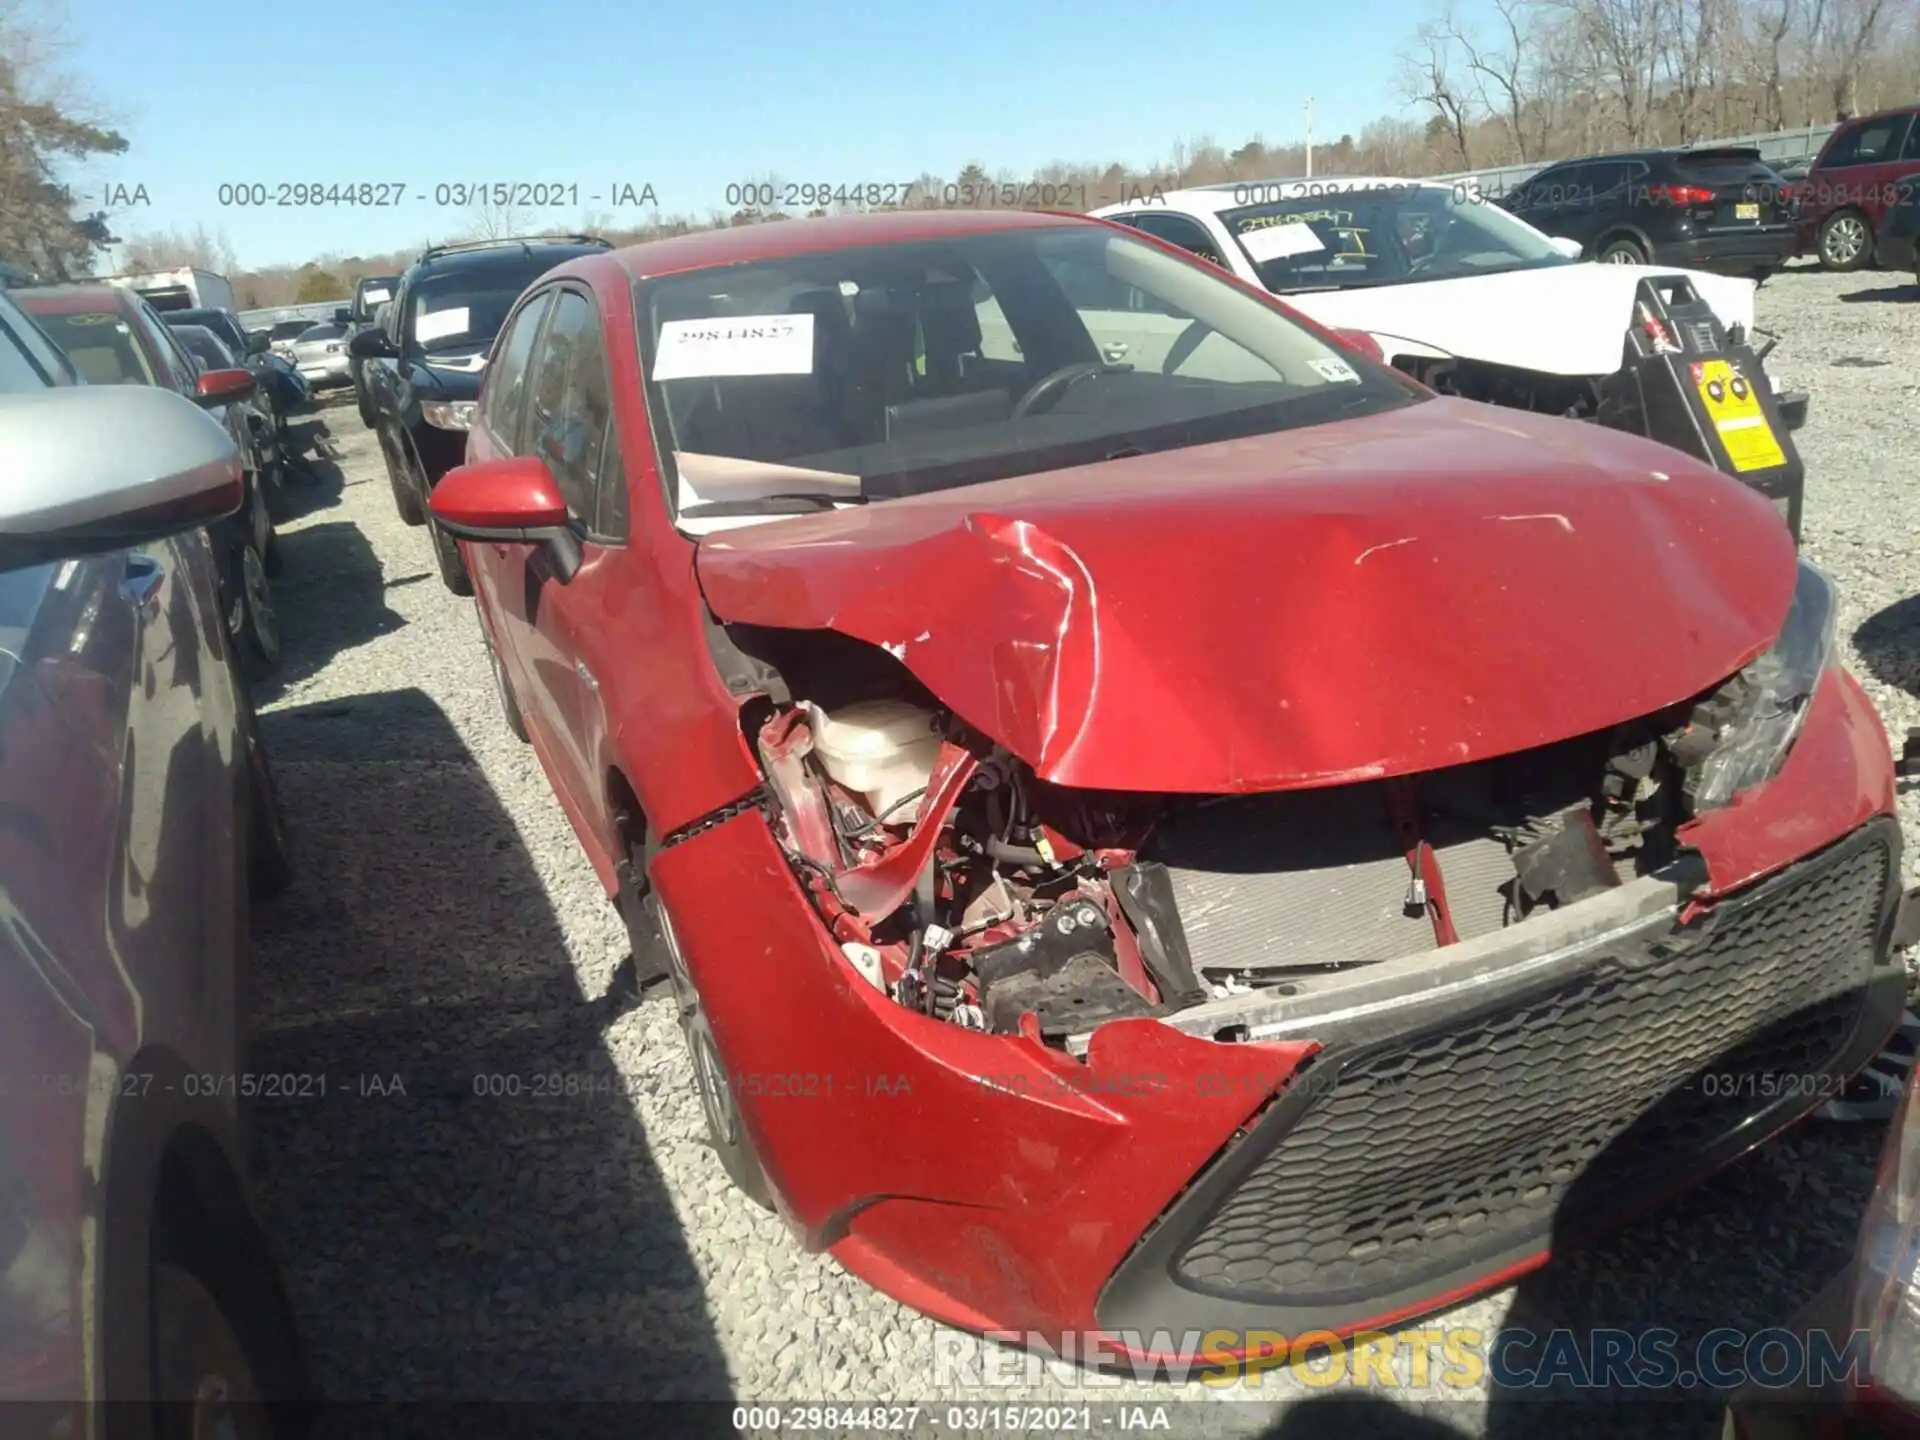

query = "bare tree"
(462, 190), (533, 240)
(1551, 0), (1670, 144)
(118, 221), (237, 273)
(1400, 20), (1480, 165)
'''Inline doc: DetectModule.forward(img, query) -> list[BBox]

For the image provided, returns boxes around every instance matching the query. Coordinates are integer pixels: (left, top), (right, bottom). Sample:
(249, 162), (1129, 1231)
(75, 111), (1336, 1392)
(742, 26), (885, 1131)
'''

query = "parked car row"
(0, 285), (308, 1433)
(12, 282), (289, 676)
(1484, 102), (1920, 277)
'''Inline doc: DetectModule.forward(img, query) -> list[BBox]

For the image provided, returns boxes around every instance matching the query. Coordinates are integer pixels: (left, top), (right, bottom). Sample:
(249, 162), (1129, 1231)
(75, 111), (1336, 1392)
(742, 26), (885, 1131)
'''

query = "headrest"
(918, 283), (982, 355)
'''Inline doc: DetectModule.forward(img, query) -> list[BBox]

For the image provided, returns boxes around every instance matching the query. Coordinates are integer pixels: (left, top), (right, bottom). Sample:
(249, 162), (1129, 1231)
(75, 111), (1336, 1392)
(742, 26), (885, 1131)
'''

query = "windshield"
(176, 327), (234, 368)
(637, 223), (1421, 527)
(1218, 182), (1573, 293)
(23, 308), (156, 386)
(411, 262), (562, 353)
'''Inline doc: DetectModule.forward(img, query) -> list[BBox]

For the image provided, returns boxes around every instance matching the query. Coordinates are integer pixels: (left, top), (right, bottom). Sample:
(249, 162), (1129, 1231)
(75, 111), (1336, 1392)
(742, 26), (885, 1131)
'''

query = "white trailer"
(100, 267), (237, 314)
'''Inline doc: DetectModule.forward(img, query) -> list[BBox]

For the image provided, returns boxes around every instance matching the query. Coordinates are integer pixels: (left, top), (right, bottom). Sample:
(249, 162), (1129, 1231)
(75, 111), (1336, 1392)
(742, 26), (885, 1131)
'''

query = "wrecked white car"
(1089, 177), (1806, 429)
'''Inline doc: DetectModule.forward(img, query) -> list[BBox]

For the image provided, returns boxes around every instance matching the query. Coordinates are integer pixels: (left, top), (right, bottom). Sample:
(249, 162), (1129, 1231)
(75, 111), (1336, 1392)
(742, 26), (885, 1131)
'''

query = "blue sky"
(64, 0), (1444, 270)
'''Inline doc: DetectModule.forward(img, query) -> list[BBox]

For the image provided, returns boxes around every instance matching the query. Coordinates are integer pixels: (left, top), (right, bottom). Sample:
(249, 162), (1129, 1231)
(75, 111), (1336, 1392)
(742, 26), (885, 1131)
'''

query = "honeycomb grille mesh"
(1171, 832), (1891, 1304)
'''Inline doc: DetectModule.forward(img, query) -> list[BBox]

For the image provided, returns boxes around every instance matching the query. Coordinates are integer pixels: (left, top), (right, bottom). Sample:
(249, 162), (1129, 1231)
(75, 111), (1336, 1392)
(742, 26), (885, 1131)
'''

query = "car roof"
(12, 283), (140, 316)
(1091, 178), (1449, 218)
(585, 208), (1086, 283)
(406, 241), (609, 283)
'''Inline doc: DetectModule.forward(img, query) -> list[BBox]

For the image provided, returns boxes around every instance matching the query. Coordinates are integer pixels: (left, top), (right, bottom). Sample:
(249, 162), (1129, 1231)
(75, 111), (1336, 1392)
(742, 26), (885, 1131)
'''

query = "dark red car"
(429, 208), (1911, 1358)
(1794, 104), (1920, 271)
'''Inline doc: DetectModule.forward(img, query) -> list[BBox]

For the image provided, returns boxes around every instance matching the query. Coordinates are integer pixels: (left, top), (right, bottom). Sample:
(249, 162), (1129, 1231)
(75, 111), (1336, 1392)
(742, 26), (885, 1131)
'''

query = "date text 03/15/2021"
(0, 1071), (400, 1099)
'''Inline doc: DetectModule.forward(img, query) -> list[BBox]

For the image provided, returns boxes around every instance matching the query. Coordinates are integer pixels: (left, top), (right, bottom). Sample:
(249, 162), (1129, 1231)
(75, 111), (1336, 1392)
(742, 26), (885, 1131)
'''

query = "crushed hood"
(1282, 263), (1757, 377)
(695, 397), (1796, 794)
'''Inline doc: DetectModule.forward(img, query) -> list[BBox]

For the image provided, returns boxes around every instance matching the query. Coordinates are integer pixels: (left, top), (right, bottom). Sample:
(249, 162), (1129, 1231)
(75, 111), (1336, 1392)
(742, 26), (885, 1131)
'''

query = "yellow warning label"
(1691, 357), (1786, 474)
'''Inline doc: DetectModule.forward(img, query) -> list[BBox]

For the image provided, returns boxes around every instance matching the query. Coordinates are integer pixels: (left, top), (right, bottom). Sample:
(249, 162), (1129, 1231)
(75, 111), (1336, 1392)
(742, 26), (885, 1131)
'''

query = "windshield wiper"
(678, 492), (866, 518)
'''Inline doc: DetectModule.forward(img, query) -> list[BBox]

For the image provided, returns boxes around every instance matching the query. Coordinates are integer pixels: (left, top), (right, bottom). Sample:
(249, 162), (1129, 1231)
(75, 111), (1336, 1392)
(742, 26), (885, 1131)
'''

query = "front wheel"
(228, 543), (280, 680)
(622, 873), (773, 1209)
(1818, 209), (1873, 271)
(428, 515), (472, 596)
(379, 432), (425, 526)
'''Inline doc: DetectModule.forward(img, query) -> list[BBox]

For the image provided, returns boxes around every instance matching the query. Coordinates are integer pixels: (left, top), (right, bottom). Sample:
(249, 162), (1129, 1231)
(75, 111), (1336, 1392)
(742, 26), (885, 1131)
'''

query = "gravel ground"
(244, 267), (1920, 1439)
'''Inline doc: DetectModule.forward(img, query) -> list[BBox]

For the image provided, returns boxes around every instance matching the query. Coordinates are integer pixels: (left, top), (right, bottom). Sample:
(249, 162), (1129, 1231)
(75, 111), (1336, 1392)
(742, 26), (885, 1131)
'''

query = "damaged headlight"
(1686, 560), (1837, 811)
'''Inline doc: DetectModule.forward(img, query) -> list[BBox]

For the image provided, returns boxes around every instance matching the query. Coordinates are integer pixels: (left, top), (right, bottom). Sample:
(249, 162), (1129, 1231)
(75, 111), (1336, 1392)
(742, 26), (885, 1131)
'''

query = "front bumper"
(1100, 816), (1903, 1337)
(654, 666), (1902, 1349)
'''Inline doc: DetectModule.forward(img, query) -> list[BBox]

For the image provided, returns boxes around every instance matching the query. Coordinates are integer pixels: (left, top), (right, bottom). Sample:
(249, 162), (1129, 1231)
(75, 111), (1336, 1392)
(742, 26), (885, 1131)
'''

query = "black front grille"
(1167, 824), (1894, 1309)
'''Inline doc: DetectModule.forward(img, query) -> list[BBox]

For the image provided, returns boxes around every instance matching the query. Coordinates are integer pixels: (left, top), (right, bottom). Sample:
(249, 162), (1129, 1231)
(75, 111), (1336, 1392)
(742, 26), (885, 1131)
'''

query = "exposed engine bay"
(720, 622), (1752, 1051)
(1391, 354), (1603, 420)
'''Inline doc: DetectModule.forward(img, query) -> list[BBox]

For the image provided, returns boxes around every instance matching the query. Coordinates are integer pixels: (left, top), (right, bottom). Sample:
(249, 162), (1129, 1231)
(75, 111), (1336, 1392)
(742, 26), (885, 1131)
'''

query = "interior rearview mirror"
(0, 387), (244, 569)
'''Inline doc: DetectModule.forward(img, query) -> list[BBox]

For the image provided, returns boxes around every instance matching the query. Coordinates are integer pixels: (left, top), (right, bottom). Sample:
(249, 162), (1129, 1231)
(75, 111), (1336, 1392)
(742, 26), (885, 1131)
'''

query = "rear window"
(25, 309), (156, 386)
(299, 323), (346, 341)
(270, 319), (314, 340)
(1673, 150), (1777, 182)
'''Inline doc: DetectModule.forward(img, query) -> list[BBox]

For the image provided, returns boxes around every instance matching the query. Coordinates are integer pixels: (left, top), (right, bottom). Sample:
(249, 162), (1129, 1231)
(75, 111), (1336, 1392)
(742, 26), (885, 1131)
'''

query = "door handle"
(575, 659), (598, 693)
(119, 554), (164, 616)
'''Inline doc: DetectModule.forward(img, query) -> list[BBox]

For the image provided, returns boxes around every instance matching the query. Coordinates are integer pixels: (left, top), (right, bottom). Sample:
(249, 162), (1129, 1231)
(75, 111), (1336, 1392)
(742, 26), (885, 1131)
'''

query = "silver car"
(286, 322), (351, 388)
(0, 291), (309, 1431)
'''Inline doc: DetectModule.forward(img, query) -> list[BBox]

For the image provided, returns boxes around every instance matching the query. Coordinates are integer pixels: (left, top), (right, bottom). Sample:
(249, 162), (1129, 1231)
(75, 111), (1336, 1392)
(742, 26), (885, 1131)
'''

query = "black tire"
(241, 703), (294, 900)
(356, 386), (378, 430)
(228, 543), (280, 680)
(1598, 235), (1648, 264)
(620, 867), (773, 1209)
(428, 514), (473, 596)
(262, 525), (284, 579)
(480, 608), (528, 741)
(380, 431), (426, 526)
(1818, 209), (1873, 271)
(150, 1207), (314, 1440)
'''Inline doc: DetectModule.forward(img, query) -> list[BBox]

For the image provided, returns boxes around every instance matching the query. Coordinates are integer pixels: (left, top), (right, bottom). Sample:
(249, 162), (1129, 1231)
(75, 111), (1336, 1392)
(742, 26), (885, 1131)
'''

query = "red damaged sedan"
(429, 208), (1911, 1355)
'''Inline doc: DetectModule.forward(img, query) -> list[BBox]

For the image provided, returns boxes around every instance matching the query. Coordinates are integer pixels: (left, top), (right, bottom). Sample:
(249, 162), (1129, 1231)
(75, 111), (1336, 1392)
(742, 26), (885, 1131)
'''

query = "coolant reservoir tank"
(806, 700), (943, 818)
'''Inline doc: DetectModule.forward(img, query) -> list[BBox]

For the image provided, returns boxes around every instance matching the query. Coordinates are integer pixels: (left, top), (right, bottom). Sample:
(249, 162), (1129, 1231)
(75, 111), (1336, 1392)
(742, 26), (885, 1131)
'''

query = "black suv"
(1500, 146), (1797, 276)
(345, 273), (398, 427)
(351, 235), (610, 592)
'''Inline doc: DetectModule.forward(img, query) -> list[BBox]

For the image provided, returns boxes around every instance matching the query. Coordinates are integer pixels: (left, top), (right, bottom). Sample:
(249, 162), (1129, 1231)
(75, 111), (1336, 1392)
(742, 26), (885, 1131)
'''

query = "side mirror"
(0, 386), (244, 568)
(1549, 235), (1585, 260)
(246, 330), (270, 355)
(194, 366), (257, 405)
(1330, 328), (1385, 364)
(350, 327), (396, 359)
(429, 457), (582, 582)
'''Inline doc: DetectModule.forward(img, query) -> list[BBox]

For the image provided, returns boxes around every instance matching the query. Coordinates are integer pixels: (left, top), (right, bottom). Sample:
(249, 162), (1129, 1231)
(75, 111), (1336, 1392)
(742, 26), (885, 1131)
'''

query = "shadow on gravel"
(1838, 281), (1920, 304)
(246, 686), (730, 1422)
(276, 414), (347, 520)
(253, 519), (406, 705)
(1850, 595), (1920, 696)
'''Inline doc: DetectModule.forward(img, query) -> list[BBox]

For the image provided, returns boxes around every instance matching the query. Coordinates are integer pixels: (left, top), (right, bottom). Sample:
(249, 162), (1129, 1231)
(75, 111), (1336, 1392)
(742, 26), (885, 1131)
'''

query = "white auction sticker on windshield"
(415, 306), (471, 344)
(652, 313), (814, 381)
(1310, 357), (1361, 383)
(1240, 222), (1326, 263)
(362, 287), (390, 304)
